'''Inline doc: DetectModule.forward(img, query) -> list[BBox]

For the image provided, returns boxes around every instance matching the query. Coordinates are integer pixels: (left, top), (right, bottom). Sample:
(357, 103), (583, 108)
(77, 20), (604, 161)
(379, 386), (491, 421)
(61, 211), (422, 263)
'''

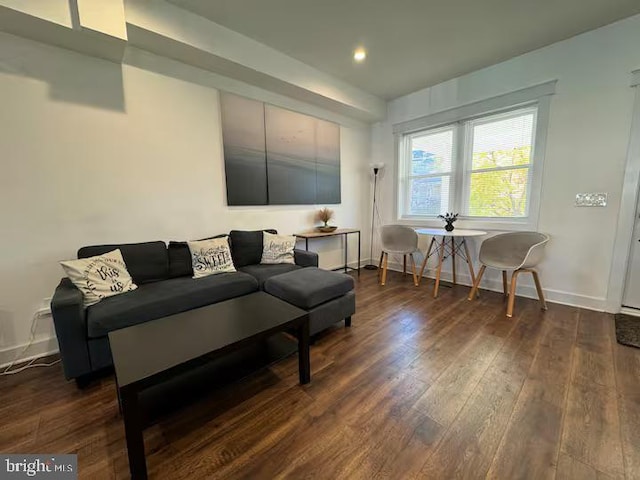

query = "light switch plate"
(575, 192), (607, 207)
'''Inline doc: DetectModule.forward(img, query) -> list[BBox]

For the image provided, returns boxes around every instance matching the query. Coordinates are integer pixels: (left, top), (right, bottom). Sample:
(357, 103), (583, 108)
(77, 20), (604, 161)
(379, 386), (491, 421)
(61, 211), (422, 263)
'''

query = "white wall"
(0, 0), (72, 26)
(0, 32), (371, 364)
(371, 14), (640, 311)
(76, 0), (127, 40)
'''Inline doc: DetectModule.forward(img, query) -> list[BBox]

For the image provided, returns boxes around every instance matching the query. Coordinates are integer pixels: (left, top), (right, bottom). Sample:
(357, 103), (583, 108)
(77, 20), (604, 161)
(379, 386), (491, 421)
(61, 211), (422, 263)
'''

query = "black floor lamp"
(364, 163), (385, 270)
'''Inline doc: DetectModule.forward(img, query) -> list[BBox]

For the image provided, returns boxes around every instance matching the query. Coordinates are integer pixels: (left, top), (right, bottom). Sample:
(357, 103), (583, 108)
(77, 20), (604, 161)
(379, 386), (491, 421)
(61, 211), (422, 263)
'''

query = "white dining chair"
(468, 232), (550, 317)
(378, 225), (419, 286)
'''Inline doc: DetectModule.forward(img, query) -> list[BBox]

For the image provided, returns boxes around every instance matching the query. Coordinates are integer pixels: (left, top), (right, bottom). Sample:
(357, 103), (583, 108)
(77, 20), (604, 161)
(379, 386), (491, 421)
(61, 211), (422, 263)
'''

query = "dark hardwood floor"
(2, 269), (639, 479)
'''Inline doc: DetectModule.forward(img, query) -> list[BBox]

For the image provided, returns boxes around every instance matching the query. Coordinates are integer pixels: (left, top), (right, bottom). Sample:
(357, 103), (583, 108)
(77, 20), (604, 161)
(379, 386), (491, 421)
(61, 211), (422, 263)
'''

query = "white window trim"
(392, 80), (556, 232)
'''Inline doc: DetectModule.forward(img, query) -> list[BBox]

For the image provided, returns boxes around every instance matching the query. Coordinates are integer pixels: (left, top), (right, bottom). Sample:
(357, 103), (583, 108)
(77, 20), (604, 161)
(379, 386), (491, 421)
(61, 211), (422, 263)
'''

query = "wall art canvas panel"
(220, 92), (341, 205)
(315, 119), (341, 204)
(265, 105), (317, 204)
(220, 93), (268, 205)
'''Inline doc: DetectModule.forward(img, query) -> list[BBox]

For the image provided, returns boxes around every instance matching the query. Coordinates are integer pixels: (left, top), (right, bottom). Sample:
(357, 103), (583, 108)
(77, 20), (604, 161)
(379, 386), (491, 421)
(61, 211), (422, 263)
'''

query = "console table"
(295, 228), (361, 276)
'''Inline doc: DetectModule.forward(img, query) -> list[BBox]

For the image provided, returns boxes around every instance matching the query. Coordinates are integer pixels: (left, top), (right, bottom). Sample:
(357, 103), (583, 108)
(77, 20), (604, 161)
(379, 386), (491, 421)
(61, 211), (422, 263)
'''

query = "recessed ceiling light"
(353, 48), (366, 62)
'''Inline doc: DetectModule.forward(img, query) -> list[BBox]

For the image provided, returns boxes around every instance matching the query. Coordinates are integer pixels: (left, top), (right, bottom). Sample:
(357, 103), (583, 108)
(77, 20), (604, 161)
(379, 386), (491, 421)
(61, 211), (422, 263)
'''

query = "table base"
(418, 236), (480, 298)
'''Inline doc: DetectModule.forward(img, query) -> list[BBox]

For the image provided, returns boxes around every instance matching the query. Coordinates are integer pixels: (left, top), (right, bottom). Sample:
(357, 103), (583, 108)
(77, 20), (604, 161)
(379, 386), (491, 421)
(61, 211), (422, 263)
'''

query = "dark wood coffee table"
(108, 291), (310, 480)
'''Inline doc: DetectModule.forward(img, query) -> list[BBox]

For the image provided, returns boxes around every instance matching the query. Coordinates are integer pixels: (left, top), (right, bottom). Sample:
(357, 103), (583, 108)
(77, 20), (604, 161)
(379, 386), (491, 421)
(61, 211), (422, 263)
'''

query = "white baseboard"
(620, 306), (640, 317)
(323, 259), (365, 271)
(381, 260), (607, 312)
(0, 336), (59, 369)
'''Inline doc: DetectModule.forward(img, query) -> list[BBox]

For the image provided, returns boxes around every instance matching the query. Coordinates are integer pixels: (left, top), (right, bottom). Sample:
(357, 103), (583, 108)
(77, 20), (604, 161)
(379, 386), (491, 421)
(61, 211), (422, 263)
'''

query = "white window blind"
(406, 127), (454, 216)
(464, 109), (536, 218)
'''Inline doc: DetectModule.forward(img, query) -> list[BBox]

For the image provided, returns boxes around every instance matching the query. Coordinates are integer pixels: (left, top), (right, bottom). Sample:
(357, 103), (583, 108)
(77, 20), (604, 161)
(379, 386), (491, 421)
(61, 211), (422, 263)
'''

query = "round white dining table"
(414, 228), (487, 298)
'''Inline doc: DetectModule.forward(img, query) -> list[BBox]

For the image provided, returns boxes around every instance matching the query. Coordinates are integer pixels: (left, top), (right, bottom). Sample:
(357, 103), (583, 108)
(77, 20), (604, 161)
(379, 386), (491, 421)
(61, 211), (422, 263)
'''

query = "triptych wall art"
(220, 92), (341, 206)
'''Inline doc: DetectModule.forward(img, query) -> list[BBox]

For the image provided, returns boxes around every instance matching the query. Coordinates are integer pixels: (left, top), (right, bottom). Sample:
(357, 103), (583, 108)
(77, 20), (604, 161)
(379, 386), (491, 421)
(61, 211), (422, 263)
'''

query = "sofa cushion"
(188, 237), (236, 277)
(167, 242), (192, 278)
(168, 235), (229, 278)
(61, 249), (137, 307)
(86, 272), (258, 338)
(230, 229), (277, 268)
(261, 232), (296, 264)
(239, 264), (301, 289)
(263, 267), (354, 310)
(78, 241), (168, 285)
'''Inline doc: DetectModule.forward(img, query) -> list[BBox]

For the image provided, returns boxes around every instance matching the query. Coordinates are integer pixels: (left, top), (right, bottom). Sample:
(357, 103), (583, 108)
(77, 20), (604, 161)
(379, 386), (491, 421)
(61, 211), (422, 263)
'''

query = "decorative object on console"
(364, 163), (385, 269)
(261, 232), (296, 264)
(316, 208), (337, 232)
(438, 212), (459, 231)
(60, 249), (137, 307)
(187, 237), (236, 278)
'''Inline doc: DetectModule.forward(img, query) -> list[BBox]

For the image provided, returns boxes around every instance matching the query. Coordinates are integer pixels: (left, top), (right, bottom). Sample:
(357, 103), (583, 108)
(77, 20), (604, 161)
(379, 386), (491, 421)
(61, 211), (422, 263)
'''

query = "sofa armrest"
(294, 249), (319, 268)
(50, 278), (92, 380)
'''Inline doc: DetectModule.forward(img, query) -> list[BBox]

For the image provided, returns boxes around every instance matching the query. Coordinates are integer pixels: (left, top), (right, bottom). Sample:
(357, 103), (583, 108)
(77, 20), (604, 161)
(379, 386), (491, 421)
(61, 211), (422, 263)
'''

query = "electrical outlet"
(575, 193), (607, 207)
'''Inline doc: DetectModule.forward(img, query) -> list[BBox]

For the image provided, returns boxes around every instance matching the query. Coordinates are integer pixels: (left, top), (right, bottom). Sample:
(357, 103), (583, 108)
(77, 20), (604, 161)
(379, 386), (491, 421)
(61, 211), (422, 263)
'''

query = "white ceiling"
(169, 0), (640, 100)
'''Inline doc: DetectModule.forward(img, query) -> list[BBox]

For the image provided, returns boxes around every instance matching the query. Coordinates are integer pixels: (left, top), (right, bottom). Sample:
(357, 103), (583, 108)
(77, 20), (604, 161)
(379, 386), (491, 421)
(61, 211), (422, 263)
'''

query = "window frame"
(393, 82), (554, 231)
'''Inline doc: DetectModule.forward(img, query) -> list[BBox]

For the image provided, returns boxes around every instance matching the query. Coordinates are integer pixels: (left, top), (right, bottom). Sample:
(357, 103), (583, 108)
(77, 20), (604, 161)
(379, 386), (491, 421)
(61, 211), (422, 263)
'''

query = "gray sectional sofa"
(51, 229), (355, 384)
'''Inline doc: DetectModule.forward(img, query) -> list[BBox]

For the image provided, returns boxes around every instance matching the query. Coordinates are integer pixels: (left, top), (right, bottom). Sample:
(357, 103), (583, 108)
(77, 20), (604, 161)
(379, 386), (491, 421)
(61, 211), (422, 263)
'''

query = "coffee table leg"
(297, 318), (311, 384)
(115, 376), (123, 414)
(121, 385), (148, 480)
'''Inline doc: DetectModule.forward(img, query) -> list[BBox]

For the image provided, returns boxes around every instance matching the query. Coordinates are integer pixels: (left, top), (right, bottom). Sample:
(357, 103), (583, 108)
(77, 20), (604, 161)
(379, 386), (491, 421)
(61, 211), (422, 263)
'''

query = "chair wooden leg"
(403, 255), (407, 276)
(507, 270), (521, 318)
(377, 251), (384, 279)
(502, 270), (508, 297)
(418, 237), (435, 285)
(381, 253), (389, 286)
(410, 253), (418, 286)
(468, 265), (486, 301)
(531, 270), (548, 311)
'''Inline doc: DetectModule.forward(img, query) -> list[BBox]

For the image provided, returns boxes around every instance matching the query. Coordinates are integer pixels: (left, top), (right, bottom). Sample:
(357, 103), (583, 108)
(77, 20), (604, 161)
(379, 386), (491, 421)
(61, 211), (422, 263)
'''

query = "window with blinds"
(406, 126), (454, 216)
(399, 105), (539, 223)
(464, 108), (536, 218)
